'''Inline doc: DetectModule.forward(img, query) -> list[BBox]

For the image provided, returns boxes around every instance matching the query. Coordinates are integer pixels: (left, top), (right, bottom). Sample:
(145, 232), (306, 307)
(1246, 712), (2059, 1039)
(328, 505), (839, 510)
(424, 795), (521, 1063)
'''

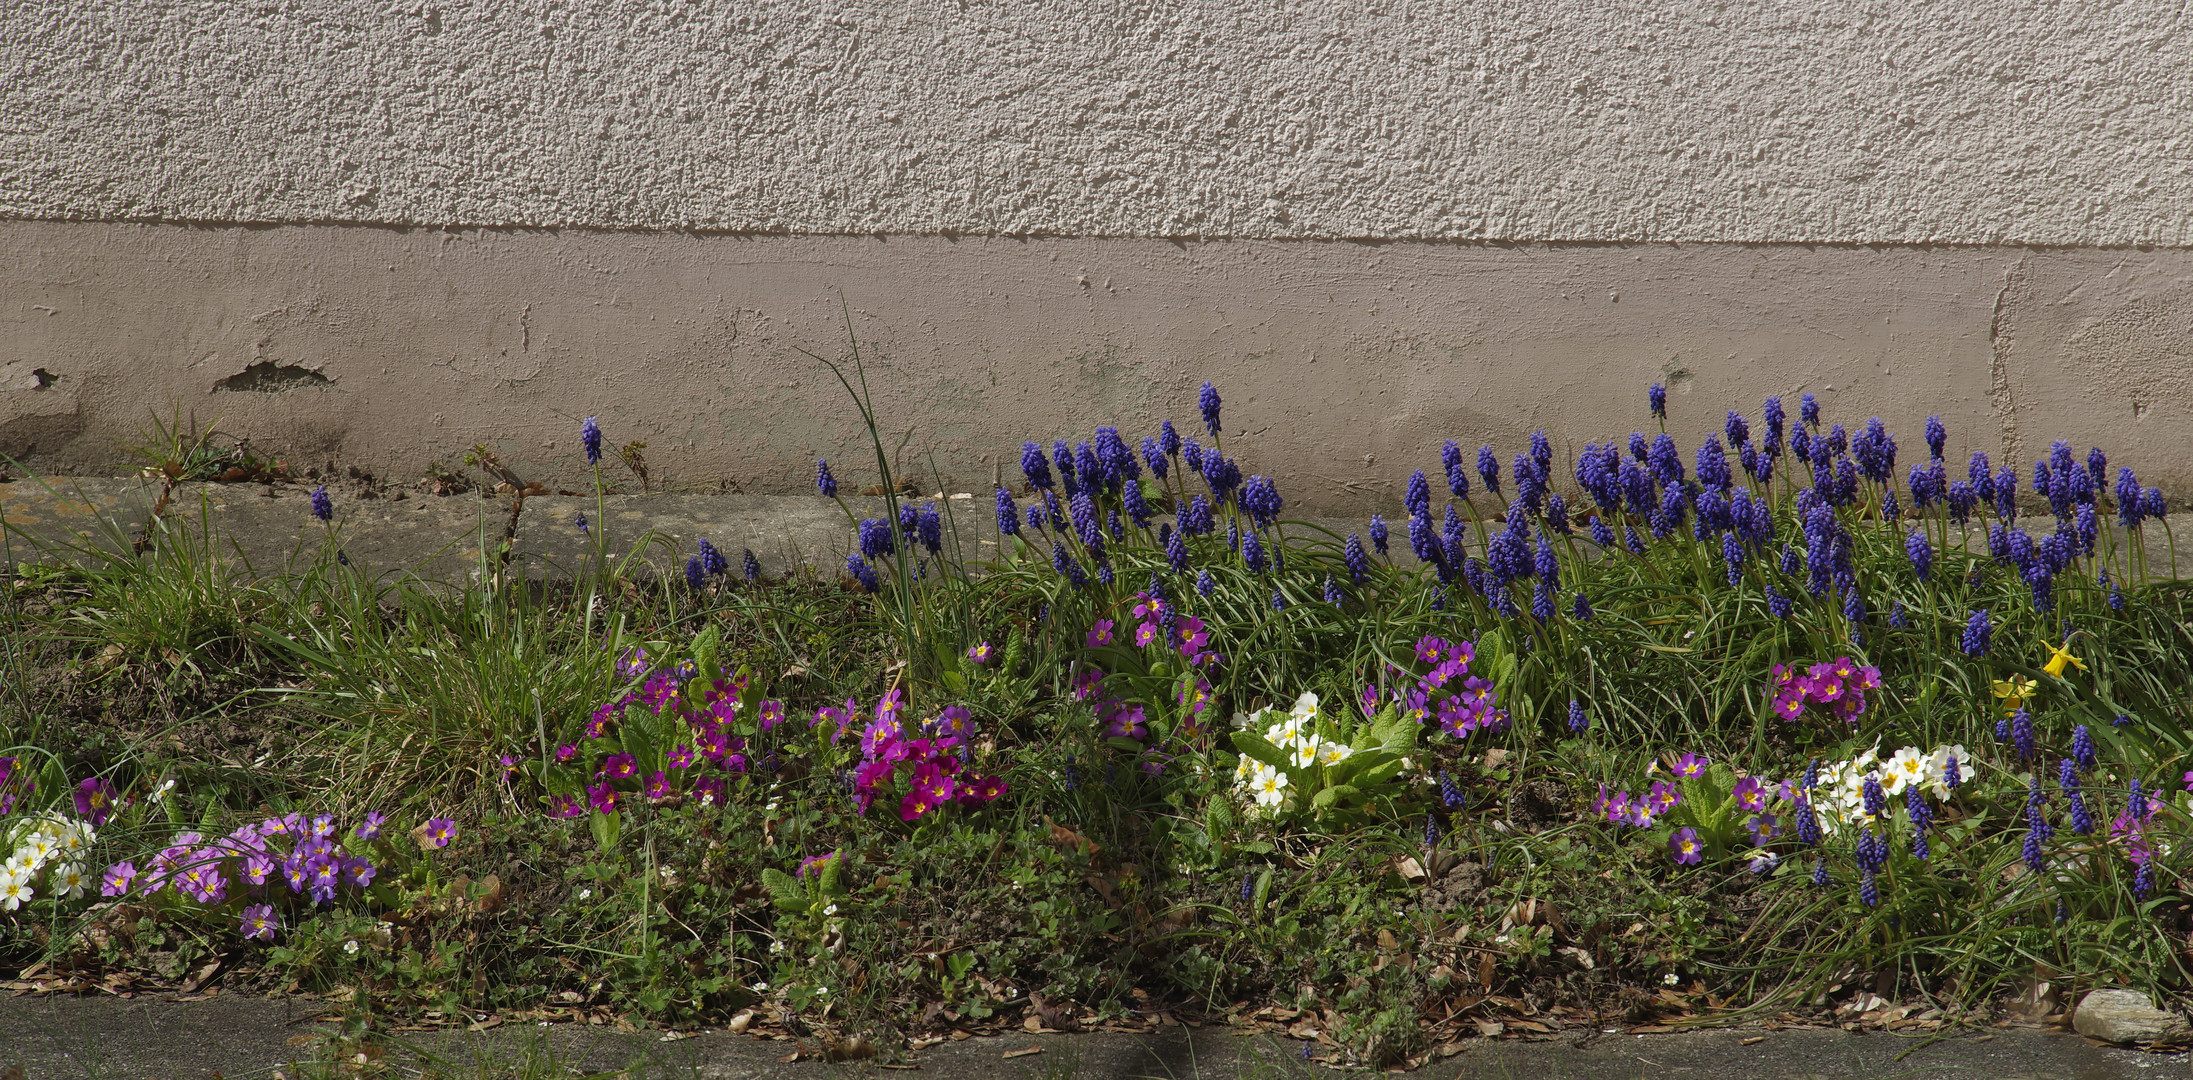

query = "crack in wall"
(1987, 257), (2028, 462)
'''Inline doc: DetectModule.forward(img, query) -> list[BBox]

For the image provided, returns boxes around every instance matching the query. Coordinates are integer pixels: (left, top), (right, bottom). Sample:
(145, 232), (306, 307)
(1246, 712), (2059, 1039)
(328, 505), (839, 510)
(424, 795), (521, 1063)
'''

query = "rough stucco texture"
(3, 1), (2190, 244)
(7, 222), (2193, 509)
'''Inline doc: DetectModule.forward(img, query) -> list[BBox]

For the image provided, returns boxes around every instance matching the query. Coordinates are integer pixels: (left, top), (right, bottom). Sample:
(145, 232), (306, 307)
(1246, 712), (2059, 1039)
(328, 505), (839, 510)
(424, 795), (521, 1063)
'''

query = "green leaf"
(1311, 784), (1362, 810)
(1230, 732), (1293, 771)
(761, 868), (808, 913)
(690, 626), (722, 685)
(589, 810), (621, 852)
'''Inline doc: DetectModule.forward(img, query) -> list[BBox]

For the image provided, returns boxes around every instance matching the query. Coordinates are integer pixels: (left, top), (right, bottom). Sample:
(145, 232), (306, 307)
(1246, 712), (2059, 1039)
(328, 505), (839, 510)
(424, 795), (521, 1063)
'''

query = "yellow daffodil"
(1991, 674), (2035, 717)
(2042, 638), (2087, 679)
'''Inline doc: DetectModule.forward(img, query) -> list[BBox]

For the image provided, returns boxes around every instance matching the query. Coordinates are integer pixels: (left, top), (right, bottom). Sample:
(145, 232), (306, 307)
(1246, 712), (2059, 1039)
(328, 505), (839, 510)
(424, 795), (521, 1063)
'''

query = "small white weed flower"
(344, 939), (361, 955)
(1663, 973), (1679, 986)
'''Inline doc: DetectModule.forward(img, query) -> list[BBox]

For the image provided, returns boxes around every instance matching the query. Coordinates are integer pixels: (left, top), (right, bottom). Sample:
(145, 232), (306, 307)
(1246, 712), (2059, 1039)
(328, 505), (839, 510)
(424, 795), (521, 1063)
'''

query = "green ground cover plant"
(2, 360), (2190, 1071)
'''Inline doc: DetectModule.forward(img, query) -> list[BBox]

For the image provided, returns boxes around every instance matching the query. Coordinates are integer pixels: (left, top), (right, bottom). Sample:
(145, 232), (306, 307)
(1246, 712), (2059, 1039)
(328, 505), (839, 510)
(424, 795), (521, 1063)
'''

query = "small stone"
(2072, 988), (2190, 1045)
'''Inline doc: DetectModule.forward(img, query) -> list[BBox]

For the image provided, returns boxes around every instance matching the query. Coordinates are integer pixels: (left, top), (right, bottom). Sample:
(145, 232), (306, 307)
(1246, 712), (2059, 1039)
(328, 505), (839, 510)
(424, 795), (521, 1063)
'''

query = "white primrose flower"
(1289, 691), (1321, 723)
(53, 863), (89, 900)
(0, 870), (30, 910)
(1252, 766), (1290, 808)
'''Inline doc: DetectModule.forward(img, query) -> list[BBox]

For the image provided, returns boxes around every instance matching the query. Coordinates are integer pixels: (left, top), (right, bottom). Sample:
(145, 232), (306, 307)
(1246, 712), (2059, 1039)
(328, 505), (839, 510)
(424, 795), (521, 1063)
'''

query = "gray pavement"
(0, 992), (2187, 1079)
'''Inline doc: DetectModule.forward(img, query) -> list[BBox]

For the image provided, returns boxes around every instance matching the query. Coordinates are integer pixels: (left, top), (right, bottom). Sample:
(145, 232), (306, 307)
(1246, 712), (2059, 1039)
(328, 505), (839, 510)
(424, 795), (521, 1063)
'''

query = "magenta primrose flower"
(966, 641), (994, 665)
(692, 776), (727, 805)
(599, 753), (638, 780)
(1732, 776), (1769, 812)
(420, 817), (457, 849)
(796, 851), (839, 879)
(548, 794), (584, 818)
(957, 774), (1009, 806)
(556, 743), (580, 764)
(759, 699), (787, 731)
(73, 777), (118, 826)
(1669, 827), (1704, 865)
(241, 904), (278, 942)
(1671, 753), (1710, 779)
(668, 744), (696, 770)
(644, 772), (672, 800)
(1086, 619), (1116, 648)
(588, 783), (618, 814)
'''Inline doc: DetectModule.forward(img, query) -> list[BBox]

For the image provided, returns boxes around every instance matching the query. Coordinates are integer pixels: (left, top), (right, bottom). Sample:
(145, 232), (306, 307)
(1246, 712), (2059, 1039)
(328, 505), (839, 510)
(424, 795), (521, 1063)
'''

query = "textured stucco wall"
(4, 1), (2191, 243)
(7, 222), (2193, 509)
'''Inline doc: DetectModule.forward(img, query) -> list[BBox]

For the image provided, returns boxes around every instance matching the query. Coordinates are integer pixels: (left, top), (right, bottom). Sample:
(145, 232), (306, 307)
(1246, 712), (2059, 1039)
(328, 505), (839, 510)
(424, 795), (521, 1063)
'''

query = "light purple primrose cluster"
(99, 809), (421, 934)
(1383, 636), (1507, 740)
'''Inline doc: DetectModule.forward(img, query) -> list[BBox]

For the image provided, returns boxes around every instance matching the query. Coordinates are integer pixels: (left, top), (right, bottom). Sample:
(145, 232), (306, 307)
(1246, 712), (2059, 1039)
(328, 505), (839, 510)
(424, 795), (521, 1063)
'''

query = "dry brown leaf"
(1002, 1047), (1045, 1059)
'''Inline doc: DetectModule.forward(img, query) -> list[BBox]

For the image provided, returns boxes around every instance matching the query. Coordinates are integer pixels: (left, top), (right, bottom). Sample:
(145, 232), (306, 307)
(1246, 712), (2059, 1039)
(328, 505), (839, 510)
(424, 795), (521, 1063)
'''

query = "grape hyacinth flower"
(743, 549), (761, 580)
(1343, 533), (1369, 583)
(2072, 725), (2097, 774)
(1961, 609), (1992, 656)
(1649, 382), (1667, 419)
(2011, 708), (2035, 763)
(1368, 514), (1389, 555)
(1323, 575), (1343, 605)
(1405, 469), (1431, 519)
(684, 557), (706, 591)
(698, 538), (729, 576)
(1799, 392), (1820, 427)
(580, 416), (604, 465)
(1478, 445), (1502, 496)
(1567, 700), (1588, 734)
(1199, 381), (1222, 435)
(1905, 529), (1932, 582)
(816, 459), (838, 498)
(310, 485), (333, 522)
(1196, 569), (1214, 597)
(1572, 591), (1593, 620)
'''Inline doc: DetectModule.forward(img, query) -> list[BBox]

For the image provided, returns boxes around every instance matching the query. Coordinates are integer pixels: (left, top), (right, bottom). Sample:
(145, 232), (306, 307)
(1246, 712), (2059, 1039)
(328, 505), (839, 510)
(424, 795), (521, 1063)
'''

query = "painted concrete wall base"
(4, 220), (2190, 511)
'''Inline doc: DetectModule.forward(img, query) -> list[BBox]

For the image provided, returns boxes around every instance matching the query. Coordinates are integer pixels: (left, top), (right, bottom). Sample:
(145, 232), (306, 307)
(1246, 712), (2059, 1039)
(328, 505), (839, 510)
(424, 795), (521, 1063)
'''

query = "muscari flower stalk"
(310, 485), (333, 521)
(1368, 514), (1389, 555)
(858, 518), (896, 558)
(1198, 382), (1223, 435)
(1889, 600), (1907, 629)
(1766, 587), (1793, 618)
(816, 458), (838, 498)
(2072, 724), (2096, 773)
(1343, 533), (1369, 582)
(579, 416), (605, 466)
(2143, 487), (2168, 521)
(1123, 482), (1153, 529)
(1905, 529), (1932, 582)
(1859, 869), (1880, 907)
(996, 490), (1020, 536)
(1183, 438), (1204, 475)
(1589, 515), (1615, 547)
(2011, 707), (2037, 762)
(1140, 436), (1168, 480)
(1270, 588), (1286, 611)
(1477, 445), (1502, 496)
(1648, 382), (1667, 419)
(2061, 759), (2093, 835)
(1442, 440), (1468, 498)
(918, 504), (944, 554)
(1572, 591), (1593, 620)
(743, 549), (761, 580)
(2116, 467), (2144, 527)
(1196, 569), (1214, 596)
(575, 512), (588, 534)
(1514, 452), (1548, 512)
(1323, 575), (1343, 605)
(1961, 609), (1992, 656)
(1531, 581), (1555, 621)
(698, 538), (729, 576)
(685, 557), (706, 591)
(1241, 528), (1268, 573)
(1624, 525), (1647, 555)
(1026, 504), (1047, 533)
(1799, 392), (1820, 427)
(1908, 785), (1932, 859)
(846, 554), (880, 592)
(1568, 700), (1589, 733)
